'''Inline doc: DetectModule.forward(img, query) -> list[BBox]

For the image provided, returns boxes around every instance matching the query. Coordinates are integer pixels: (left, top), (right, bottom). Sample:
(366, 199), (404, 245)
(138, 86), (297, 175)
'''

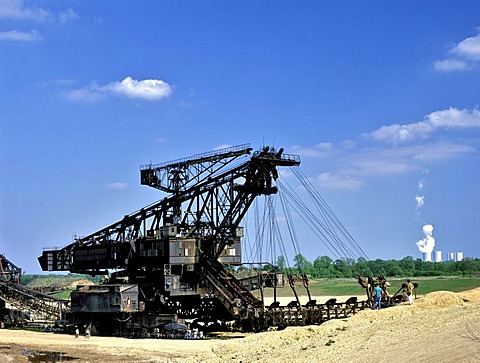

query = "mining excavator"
(35, 144), (367, 335)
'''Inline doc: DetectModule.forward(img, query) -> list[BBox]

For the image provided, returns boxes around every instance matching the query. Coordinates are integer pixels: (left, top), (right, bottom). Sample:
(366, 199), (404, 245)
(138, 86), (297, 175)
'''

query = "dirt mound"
(65, 278), (93, 289)
(183, 289), (480, 362)
(415, 290), (467, 309)
(459, 287), (480, 303)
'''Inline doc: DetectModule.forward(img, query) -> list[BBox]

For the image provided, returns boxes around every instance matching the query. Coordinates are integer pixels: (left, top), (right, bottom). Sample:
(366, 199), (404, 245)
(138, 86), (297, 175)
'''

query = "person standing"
(75, 327), (79, 339)
(406, 279), (414, 305)
(383, 281), (393, 306)
(371, 283), (383, 310)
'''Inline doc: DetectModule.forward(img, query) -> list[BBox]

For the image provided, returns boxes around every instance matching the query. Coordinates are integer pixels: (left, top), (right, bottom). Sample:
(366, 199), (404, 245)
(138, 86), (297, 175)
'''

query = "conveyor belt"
(0, 281), (69, 321)
(201, 257), (261, 318)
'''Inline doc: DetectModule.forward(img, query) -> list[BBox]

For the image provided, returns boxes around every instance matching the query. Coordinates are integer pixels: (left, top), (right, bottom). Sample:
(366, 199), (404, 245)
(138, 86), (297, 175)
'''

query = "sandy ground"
(1, 289), (480, 363)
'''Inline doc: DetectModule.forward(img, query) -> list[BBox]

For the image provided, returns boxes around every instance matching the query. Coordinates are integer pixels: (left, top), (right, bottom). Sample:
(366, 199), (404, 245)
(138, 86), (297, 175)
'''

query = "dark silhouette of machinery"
(0, 254), (68, 326)
(36, 144), (366, 335)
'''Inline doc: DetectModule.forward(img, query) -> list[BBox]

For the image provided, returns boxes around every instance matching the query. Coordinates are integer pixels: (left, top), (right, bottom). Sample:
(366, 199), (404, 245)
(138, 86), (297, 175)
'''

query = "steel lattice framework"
(38, 144), (300, 274)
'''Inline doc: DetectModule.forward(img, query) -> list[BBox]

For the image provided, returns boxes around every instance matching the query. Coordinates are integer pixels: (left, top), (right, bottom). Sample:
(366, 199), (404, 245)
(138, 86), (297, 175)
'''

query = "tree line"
(273, 255), (480, 278)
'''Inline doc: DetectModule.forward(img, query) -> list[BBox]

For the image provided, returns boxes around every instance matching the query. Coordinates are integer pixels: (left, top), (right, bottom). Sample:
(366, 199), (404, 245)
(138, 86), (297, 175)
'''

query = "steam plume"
(416, 224), (435, 253)
(415, 195), (425, 209)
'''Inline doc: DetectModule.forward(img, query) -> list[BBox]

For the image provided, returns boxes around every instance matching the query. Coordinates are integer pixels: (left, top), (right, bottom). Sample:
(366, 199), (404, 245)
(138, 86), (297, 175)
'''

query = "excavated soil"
(1, 289), (480, 362)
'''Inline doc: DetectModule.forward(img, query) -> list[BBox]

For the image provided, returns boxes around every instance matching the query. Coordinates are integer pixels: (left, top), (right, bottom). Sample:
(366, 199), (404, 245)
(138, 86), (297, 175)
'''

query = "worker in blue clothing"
(371, 282), (383, 310)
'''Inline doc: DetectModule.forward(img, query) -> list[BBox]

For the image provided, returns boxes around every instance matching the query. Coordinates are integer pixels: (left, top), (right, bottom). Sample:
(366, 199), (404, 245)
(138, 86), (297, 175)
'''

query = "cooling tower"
(423, 251), (432, 262)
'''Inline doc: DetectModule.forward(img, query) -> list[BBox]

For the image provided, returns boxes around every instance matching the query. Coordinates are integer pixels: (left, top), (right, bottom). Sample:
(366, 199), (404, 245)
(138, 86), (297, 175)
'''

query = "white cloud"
(295, 106), (478, 190)
(58, 8), (78, 24)
(369, 121), (433, 144)
(346, 149), (416, 177)
(291, 143), (333, 158)
(313, 172), (363, 190)
(368, 107), (480, 144)
(0, 1), (77, 42)
(63, 77), (172, 102)
(388, 142), (471, 165)
(0, 0), (50, 21)
(0, 29), (42, 41)
(411, 142), (474, 162)
(103, 77), (172, 101)
(434, 31), (480, 72)
(107, 182), (128, 190)
(433, 59), (468, 72)
(451, 33), (480, 61)
(61, 85), (105, 102)
(426, 107), (480, 128)
(299, 140), (474, 190)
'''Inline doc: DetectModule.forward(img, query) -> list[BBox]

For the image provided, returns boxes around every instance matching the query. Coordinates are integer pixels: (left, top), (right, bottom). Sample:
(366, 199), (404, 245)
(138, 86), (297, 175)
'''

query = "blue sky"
(1, 1), (479, 273)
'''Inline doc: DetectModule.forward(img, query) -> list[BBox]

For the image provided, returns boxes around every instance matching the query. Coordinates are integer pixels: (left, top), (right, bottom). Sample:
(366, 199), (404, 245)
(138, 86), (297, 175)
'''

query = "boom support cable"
(241, 166), (367, 272)
(291, 167), (368, 259)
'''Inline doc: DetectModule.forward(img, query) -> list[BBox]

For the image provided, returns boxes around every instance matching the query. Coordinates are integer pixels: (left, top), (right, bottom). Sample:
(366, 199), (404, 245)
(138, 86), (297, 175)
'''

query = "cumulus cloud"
(368, 107), (480, 144)
(63, 77), (173, 102)
(427, 107), (480, 128)
(434, 31), (480, 72)
(369, 122), (433, 144)
(451, 32), (480, 61)
(0, 29), (42, 41)
(103, 77), (172, 100)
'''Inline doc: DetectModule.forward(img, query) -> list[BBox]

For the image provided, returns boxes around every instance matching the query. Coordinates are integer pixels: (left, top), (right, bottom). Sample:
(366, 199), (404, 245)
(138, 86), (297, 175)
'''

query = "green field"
(254, 276), (480, 299)
(47, 276), (480, 301)
(50, 290), (73, 300)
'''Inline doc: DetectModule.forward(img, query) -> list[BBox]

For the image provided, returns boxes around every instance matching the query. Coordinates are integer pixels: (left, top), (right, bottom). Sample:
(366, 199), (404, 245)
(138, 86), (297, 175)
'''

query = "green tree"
(354, 257), (373, 276)
(313, 255), (335, 277)
(414, 258), (424, 276)
(385, 259), (404, 277)
(333, 259), (353, 278)
(276, 255), (287, 272)
(399, 256), (415, 276)
(293, 253), (313, 275)
(368, 259), (387, 276)
(456, 258), (479, 275)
